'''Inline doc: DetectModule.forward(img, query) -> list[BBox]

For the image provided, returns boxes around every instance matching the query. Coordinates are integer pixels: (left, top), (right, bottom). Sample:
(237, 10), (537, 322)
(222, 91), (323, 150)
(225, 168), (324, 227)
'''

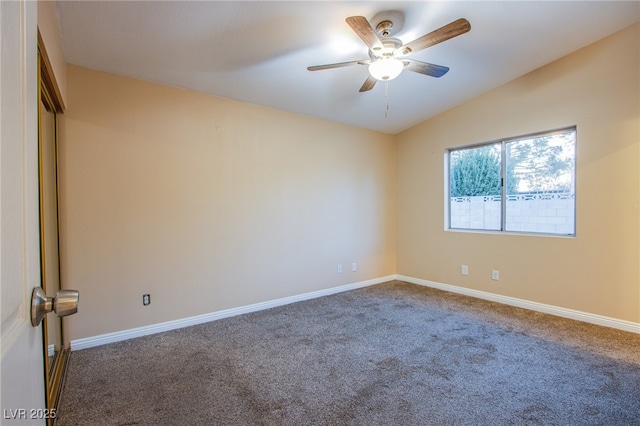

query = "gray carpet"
(57, 281), (640, 425)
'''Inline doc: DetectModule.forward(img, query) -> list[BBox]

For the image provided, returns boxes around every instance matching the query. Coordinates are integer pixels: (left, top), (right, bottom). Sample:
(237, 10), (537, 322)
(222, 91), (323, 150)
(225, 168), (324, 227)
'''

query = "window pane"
(449, 144), (502, 231)
(504, 130), (575, 235)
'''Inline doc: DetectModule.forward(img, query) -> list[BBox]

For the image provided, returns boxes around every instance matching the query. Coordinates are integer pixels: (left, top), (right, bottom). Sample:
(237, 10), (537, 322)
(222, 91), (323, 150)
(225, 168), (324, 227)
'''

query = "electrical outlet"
(492, 270), (500, 281)
(352, 262), (357, 272)
(143, 294), (151, 305)
(337, 264), (343, 274)
(461, 265), (469, 276)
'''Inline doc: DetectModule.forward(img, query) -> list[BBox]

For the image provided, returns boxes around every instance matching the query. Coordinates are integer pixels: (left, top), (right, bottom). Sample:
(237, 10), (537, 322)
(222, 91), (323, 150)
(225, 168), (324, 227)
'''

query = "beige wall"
(58, 65), (396, 341)
(397, 23), (639, 323)
(38, 0), (66, 106)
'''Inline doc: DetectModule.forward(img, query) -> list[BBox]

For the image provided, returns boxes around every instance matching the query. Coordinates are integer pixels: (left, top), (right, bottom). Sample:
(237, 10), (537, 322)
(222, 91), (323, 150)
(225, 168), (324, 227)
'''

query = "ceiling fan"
(308, 15), (471, 92)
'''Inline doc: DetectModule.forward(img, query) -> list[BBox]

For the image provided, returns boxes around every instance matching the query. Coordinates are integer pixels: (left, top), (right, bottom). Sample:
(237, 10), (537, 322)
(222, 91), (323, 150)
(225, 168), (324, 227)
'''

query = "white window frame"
(445, 127), (576, 237)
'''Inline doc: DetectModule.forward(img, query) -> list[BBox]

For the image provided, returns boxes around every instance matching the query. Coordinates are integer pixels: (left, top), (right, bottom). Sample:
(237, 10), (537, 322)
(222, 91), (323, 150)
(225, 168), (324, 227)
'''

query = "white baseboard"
(397, 275), (640, 334)
(71, 275), (396, 351)
(71, 273), (639, 351)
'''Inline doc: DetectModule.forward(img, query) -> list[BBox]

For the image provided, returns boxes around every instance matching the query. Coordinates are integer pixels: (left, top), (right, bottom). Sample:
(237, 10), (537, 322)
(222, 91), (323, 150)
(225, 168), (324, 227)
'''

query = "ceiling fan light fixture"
(368, 57), (403, 81)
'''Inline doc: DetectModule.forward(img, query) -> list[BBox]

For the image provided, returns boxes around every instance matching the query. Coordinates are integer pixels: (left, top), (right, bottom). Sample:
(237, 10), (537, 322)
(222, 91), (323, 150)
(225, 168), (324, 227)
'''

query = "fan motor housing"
(369, 38), (402, 60)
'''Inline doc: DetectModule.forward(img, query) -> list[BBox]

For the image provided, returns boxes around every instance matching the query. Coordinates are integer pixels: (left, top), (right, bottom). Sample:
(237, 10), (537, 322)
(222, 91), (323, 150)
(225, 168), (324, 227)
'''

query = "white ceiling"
(57, 1), (639, 134)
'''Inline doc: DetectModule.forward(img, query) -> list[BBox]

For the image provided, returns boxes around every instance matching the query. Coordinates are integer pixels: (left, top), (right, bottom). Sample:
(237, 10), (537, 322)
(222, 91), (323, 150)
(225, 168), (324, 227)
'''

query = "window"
(447, 128), (576, 236)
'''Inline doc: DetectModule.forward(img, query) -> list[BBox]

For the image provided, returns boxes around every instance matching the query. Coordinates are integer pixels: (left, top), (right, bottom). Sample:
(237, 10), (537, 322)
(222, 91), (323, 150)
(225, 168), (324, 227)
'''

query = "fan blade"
(399, 18), (471, 56)
(403, 59), (449, 78)
(346, 16), (384, 52)
(307, 60), (368, 71)
(359, 75), (377, 92)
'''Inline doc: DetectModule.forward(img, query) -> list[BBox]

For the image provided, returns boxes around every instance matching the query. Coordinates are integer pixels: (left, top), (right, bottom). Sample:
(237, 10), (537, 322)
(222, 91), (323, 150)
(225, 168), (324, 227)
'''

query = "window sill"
(445, 228), (576, 239)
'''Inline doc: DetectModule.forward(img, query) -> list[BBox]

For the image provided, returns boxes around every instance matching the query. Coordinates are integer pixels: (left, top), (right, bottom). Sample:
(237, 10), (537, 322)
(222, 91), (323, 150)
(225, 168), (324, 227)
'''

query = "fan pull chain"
(384, 81), (389, 119)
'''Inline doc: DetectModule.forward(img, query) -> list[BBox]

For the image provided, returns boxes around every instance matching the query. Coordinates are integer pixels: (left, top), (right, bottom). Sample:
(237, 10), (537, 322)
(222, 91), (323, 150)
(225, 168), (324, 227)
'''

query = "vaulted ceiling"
(57, 1), (639, 134)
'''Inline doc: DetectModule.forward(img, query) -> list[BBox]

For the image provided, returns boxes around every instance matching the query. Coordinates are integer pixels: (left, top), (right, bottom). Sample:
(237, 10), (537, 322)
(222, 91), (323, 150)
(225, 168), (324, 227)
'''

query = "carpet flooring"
(57, 281), (640, 425)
